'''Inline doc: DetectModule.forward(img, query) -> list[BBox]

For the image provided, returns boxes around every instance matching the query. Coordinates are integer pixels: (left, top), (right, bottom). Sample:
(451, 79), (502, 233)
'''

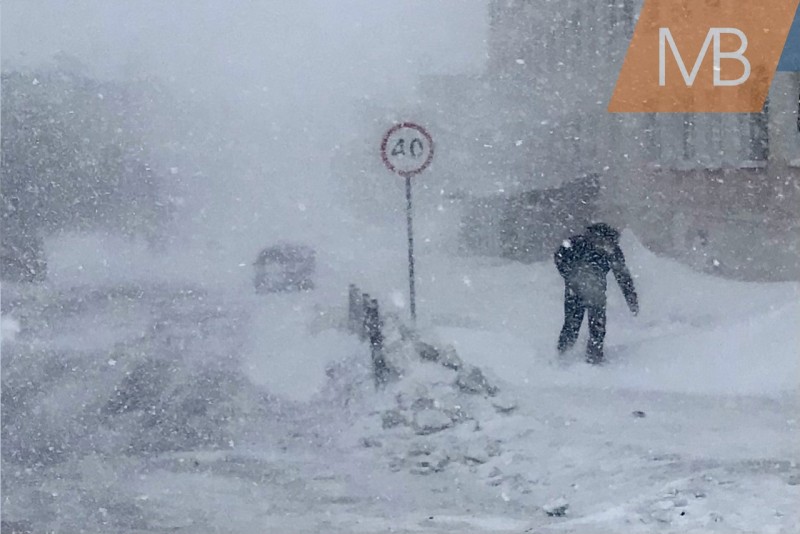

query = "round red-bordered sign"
(380, 122), (434, 178)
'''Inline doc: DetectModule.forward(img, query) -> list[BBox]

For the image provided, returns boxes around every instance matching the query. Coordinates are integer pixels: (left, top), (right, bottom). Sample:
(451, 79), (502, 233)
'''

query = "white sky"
(1, 1), (490, 249)
(2, 1), (488, 119)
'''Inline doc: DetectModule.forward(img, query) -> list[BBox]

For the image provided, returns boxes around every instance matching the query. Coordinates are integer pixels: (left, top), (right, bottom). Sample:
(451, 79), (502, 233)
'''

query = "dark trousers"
(557, 285), (607, 362)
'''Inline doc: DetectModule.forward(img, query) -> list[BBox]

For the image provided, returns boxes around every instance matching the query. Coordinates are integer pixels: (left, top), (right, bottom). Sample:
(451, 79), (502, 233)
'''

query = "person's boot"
(586, 344), (604, 365)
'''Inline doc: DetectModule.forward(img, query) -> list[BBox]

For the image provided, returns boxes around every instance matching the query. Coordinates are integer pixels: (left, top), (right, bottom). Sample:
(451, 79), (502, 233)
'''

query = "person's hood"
(586, 223), (620, 242)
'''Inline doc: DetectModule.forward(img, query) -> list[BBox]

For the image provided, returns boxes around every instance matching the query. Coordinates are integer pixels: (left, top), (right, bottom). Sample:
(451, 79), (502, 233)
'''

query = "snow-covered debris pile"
(332, 313), (517, 475)
(1, 284), (267, 467)
(101, 358), (265, 454)
(95, 298), (269, 456)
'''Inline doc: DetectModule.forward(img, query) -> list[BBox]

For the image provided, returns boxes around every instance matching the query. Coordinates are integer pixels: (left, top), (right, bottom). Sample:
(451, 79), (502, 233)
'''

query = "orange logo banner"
(609, 0), (800, 112)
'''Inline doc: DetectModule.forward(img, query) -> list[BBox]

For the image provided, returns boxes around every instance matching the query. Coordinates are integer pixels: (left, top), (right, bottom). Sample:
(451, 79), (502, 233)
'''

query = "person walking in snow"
(554, 223), (639, 364)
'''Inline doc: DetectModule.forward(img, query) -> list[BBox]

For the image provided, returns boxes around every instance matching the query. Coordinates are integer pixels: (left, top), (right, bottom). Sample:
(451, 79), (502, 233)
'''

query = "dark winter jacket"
(554, 229), (638, 312)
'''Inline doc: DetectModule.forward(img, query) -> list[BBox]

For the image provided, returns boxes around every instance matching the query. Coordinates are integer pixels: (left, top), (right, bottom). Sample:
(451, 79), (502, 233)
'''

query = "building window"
(489, 0), (501, 25)
(608, 1), (618, 37)
(585, 2), (597, 34)
(793, 81), (800, 160)
(622, 0), (635, 38)
(682, 113), (696, 162)
(547, 29), (557, 71)
(571, 9), (582, 60)
(748, 98), (769, 162)
(710, 114), (723, 165)
(566, 120), (582, 164)
(644, 113), (661, 163)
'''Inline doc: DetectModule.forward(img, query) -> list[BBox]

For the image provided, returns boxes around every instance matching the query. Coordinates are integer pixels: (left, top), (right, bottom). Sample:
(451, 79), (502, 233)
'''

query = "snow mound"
(325, 317), (518, 477)
(430, 230), (800, 399)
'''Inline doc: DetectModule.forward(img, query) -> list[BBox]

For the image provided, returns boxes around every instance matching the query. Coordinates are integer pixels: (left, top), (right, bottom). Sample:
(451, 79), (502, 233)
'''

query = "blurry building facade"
(334, 0), (800, 279)
(474, 0), (800, 280)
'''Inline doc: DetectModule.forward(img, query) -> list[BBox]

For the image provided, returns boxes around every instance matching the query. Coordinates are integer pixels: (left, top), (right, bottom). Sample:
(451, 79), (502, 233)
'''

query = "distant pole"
(405, 175), (416, 323)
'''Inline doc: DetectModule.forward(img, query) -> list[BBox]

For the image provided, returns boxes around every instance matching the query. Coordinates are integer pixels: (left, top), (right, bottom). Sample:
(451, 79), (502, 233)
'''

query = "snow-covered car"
(253, 243), (315, 294)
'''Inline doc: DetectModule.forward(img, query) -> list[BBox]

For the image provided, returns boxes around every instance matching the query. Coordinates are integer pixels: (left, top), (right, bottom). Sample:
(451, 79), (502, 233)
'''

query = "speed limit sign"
(379, 122), (435, 324)
(380, 122), (434, 178)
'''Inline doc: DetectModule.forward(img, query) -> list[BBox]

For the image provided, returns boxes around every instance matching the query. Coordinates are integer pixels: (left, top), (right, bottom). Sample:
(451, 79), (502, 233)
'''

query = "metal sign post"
(404, 174), (416, 321)
(380, 122), (434, 323)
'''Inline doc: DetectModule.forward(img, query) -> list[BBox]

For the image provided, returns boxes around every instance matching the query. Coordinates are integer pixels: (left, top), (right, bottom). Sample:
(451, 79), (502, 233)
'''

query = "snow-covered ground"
(2, 231), (798, 533)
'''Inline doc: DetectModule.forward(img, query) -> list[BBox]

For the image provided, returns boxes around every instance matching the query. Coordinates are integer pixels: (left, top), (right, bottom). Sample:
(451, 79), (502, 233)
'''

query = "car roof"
(255, 243), (315, 264)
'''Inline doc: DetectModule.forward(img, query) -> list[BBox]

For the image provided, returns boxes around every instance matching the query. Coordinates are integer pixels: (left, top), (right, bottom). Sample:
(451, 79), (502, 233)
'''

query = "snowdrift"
(2, 229), (797, 532)
(421, 231), (799, 398)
